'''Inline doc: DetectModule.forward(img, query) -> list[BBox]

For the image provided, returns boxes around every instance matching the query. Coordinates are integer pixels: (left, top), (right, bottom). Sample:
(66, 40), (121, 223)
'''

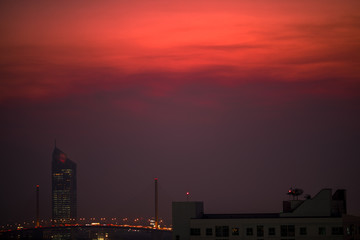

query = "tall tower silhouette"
(52, 144), (77, 224)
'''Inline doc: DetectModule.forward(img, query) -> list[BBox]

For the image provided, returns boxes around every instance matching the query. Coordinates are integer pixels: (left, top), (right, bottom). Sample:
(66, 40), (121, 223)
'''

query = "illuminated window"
(232, 227), (239, 236)
(346, 225), (355, 235)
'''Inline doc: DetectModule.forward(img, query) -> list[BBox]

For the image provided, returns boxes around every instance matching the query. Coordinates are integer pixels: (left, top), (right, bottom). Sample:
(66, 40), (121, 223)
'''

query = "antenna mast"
(36, 185), (40, 228)
(154, 178), (159, 229)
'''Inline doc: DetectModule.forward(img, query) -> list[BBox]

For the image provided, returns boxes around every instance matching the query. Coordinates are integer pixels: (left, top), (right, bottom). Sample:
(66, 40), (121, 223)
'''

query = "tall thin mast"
(36, 185), (40, 228)
(155, 178), (158, 229)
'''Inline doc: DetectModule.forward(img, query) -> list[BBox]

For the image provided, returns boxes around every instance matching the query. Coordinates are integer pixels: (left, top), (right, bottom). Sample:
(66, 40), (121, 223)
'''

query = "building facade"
(173, 189), (360, 240)
(52, 146), (77, 224)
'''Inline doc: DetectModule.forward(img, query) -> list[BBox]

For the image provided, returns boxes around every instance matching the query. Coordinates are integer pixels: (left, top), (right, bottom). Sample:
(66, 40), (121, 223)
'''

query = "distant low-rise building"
(172, 189), (360, 240)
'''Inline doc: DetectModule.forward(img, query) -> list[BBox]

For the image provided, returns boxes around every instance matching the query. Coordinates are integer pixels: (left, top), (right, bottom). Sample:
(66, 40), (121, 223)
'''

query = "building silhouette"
(173, 189), (360, 240)
(52, 145), (77, 224)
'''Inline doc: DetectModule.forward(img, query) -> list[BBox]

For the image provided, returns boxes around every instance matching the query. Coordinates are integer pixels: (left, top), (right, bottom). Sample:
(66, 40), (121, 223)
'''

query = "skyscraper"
(52, 145), (77, 224)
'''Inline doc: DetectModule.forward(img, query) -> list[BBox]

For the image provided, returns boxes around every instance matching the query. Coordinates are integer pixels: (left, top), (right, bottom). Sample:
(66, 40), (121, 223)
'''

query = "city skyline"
(1, 0), (360, 227)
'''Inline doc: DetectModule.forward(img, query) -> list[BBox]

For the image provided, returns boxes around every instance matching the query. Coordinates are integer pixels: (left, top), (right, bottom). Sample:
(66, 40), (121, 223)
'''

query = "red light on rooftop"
(186, 192), (189, 195)
(154, 178), (158, 180)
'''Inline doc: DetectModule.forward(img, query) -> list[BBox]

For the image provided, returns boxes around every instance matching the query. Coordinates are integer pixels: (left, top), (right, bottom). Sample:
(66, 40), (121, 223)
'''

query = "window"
(246, 228), (253, 236)
(215, 226), (229, 237)
(288, 225), (295, 236)
(206, 228), (213, 236)
(331, 227), (343, 235)
(346, 225), (354, 235)
(232, 227), (239, 236)
(268, 227), (275, 236)
(281, 225), (287, 237)
(318, 227), (326, 235)
(281, 225), (295, 237)
(175, 235), (180, 240)
(299, 227), (307, 235)
(190, 228), (201, 236)
(257, 225), (264, 237)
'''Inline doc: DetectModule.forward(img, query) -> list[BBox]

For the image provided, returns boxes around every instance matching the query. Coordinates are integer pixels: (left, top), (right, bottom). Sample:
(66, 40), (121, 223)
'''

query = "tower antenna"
(154, 178), (159, 229)
(36, 185), (40, 228)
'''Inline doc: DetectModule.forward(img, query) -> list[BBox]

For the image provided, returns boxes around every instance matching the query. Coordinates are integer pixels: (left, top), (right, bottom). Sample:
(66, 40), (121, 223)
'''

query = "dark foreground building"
(173, 189), (360, 240)
(52, 146), (77, 224)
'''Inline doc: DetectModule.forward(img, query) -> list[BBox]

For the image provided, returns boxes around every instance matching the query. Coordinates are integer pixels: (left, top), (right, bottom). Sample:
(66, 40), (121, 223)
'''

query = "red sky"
(1, 0), (360, 225)
(1, 0), (359, 103)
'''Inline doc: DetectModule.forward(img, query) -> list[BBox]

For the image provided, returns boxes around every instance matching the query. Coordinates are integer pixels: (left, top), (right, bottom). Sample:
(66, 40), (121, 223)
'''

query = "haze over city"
(1, 0), (360, 227)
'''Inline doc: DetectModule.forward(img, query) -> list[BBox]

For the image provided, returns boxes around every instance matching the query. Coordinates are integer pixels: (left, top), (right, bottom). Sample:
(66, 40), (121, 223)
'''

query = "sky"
(1, 0), (360, 225)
